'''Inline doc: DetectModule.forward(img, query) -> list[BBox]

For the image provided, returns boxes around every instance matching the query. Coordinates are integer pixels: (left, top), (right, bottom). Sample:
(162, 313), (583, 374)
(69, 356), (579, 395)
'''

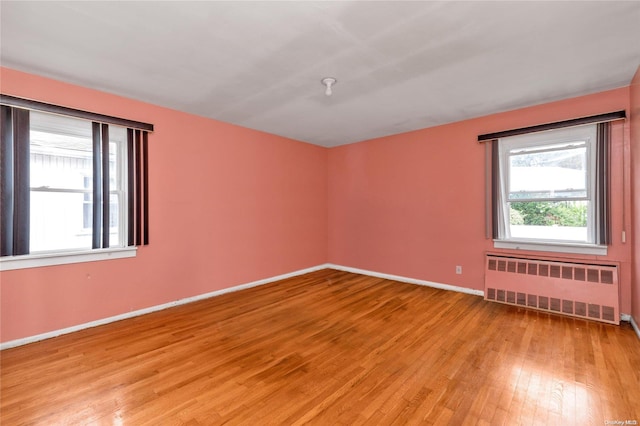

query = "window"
(1, 95), (152, 269)
(29, 111), (128, 251)
(497, 125), (597, 245)
(478, 111), (625, 255)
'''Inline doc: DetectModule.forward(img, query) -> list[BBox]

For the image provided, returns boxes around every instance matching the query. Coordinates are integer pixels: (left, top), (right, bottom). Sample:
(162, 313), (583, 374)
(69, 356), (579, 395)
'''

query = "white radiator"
(484, 254), (619, 324)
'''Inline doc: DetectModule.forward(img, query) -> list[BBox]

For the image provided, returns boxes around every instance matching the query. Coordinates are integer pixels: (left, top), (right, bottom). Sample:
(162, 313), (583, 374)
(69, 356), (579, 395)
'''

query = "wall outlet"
(455, 265), (462, 274)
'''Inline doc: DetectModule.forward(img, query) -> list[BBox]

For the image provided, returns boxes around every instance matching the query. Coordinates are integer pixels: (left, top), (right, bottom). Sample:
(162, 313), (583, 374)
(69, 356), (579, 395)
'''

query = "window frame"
(0, 247), (137, 271)
(27, 111), (129, 252)
(478, 112), (626, 256)
(0, 95), (151, 271)
(505, 141), (590, 203)
(496, 124), (599, 249)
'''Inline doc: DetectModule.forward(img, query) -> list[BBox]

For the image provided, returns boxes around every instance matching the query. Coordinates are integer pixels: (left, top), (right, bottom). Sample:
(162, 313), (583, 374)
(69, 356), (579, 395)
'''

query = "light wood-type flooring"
(1, 269), (639, 425)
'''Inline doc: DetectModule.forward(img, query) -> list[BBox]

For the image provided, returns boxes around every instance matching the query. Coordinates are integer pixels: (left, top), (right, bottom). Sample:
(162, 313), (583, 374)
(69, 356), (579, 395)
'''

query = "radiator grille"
(485, 254), (619, 325)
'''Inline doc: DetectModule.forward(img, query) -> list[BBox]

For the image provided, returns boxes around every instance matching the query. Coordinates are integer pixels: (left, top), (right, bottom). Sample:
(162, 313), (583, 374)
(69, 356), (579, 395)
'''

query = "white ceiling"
(2, 1), (639, 147)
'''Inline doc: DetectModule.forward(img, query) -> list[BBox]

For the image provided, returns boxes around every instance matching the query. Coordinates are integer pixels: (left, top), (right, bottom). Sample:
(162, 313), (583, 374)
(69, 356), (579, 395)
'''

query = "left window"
(29, 111), (127, 251)
(1, 96), (151, 269)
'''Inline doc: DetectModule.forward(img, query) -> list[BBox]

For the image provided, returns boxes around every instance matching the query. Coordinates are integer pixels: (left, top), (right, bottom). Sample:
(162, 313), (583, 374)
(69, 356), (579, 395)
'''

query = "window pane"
(109, 125), (126, 192)
(109, 193), (121, 247)
(28, 112), (127, 252)
(508, 145), (587, 200)
(30, 191), (92, 251)
(497, 124), (597, 245)
(30, 111), (93, 190)
(509, 200), (588, 242)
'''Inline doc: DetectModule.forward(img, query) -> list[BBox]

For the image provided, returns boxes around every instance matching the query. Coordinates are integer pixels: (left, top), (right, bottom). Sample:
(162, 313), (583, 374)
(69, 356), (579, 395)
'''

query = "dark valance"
(477, 110), (625, 142)
(0, 94), (153, 132)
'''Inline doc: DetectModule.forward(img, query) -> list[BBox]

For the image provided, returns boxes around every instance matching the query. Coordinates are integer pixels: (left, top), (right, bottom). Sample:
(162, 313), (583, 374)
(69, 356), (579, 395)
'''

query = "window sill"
(0, 247), (137, 271)
(493, 240), (607, 256)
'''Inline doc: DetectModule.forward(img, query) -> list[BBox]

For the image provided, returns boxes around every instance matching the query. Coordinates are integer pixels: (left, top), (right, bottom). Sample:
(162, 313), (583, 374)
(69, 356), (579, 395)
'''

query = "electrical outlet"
(455, 265), (462, 274)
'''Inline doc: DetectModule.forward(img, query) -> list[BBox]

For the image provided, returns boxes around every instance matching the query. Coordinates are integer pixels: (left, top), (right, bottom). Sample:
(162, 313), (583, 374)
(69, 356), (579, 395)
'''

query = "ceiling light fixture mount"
(321, 77), (337, 96)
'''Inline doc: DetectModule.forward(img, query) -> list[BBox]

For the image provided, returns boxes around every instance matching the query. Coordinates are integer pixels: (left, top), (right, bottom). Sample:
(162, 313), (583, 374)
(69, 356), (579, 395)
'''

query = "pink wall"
(0, 67), (328, 343)
(1, 66), (637, 345)
(328, 88), (634, 313)
(630, 65), (640, 326)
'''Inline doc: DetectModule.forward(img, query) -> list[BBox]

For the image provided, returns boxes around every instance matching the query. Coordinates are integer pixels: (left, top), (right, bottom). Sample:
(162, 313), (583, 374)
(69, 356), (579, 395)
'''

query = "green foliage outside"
(510, 207), (525, 225)
(510, 202), (587, 227)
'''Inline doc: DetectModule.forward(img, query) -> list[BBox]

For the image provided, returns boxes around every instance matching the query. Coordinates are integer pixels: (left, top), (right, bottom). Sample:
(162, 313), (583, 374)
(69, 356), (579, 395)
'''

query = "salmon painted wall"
(0, 67), (328, 343)
(630, 65), (640, 326)
(1, 67), (636, 345)
(328, 88), (634, 313)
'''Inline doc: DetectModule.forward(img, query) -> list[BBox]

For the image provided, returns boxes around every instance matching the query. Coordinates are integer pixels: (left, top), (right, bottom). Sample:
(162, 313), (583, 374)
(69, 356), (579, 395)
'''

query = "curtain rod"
(477, 110), (625, 142)
(0, 94), (154, 132)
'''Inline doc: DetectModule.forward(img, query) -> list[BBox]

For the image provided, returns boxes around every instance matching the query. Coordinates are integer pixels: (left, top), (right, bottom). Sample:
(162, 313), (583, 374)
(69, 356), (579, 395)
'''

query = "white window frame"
(0, 99), (150, 271)
(0, 247), (137, 271)
(29, 112), (130, 253)
(2, 130), (136, 270)
(493, 124), (607, 255)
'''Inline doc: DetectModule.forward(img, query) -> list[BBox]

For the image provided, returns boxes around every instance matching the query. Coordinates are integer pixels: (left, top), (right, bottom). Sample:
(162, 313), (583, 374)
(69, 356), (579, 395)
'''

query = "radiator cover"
(484, 254), (619, 324)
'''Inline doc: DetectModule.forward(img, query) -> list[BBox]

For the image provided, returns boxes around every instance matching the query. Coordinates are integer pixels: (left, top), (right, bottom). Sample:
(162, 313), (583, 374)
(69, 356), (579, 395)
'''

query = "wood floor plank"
(1, 269), (639, 425)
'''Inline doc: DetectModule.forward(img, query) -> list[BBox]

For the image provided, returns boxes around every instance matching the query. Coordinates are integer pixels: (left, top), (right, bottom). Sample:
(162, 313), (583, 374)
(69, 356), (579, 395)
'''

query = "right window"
(494, 123), (608, 251)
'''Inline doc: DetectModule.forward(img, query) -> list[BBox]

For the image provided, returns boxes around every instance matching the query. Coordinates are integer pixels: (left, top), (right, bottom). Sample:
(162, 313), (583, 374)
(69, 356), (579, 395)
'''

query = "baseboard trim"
(326, 263), (484, 297)
(0, 264), (329, 351)
(623, 314), (640, 340)
(19, 262), (628, 350)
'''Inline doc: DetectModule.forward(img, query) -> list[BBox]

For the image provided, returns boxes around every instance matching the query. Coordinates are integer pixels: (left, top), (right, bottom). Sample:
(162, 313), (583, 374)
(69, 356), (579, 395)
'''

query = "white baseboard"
(21, 263), (634, 350)
(623, 314), (640, 340)
(326, 263), (484, 297)
(0, 264), (329, 351)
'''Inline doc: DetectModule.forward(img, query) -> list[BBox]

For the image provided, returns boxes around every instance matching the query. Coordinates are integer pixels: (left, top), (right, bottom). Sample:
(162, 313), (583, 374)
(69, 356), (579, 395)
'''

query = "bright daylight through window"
(1, 95), (151, 270)
(30, 111), (127, 252)
(496, 124), (601, 247)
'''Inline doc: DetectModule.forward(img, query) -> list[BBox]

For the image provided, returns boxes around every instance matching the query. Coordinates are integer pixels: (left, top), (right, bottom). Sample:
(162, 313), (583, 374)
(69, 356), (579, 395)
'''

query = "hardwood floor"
(1, 269), (639, 425)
